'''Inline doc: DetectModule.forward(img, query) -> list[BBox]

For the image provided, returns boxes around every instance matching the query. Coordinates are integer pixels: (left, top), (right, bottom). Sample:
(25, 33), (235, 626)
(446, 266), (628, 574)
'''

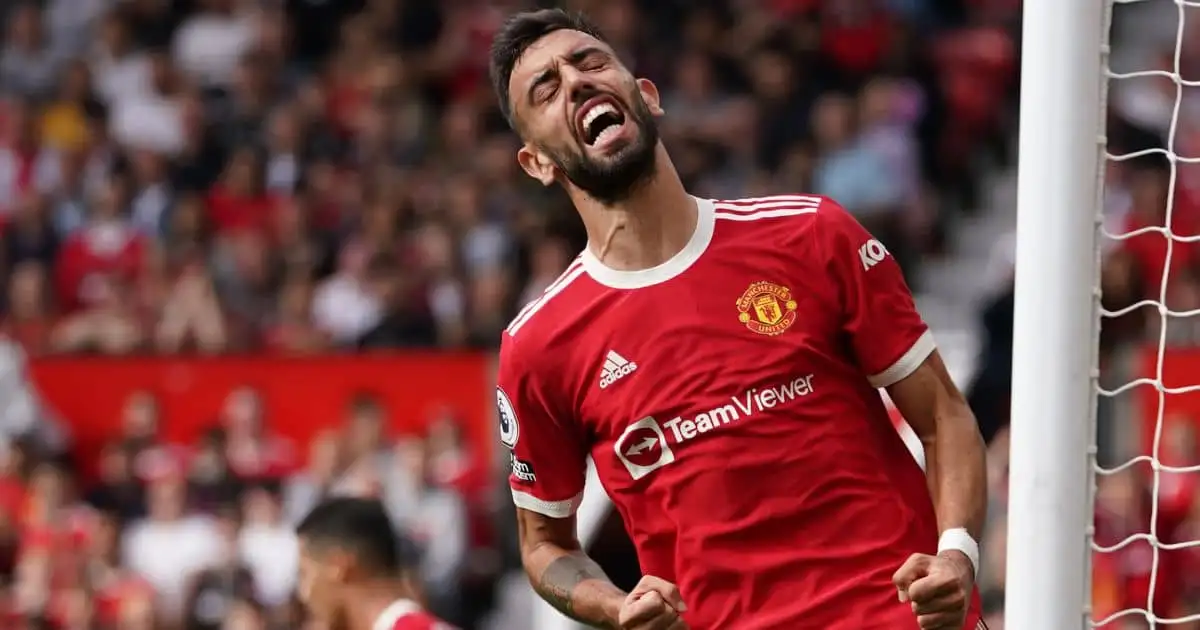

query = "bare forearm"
(889, 354), (989, 539)
(924, 407), (988, 538)
(523, 542), (625, 628)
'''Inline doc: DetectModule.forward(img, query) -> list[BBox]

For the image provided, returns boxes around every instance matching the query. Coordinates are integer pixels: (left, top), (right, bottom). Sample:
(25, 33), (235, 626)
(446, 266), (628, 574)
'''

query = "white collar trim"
(581, 196), (714, 289)
(372, 598), (421, 630)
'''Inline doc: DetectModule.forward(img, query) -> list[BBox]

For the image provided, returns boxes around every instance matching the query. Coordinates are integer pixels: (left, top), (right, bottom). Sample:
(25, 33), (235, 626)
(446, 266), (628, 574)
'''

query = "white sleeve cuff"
(511, 488), (584, 518)
(867, 330), (936, 388)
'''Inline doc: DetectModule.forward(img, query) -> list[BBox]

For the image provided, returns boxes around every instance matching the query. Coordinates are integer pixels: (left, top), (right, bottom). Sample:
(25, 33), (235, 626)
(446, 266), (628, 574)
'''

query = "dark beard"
(549, 94), (660, 206)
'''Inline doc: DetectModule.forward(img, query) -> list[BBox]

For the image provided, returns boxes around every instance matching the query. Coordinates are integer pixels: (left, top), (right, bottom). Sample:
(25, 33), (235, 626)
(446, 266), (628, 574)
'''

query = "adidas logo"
(599, 350), (637, 389)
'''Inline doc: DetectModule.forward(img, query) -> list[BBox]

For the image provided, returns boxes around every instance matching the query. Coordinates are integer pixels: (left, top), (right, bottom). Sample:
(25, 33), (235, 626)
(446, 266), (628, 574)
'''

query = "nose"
(560, 66), (598, 105)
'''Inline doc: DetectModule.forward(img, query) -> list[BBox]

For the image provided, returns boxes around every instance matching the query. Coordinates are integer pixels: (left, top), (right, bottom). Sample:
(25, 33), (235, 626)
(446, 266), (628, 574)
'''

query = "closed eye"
(526, 47), (612, 107)
(529, 73), (560, 106)
(534, 81), (558, 104)
(577, 56), (606, 72)
(571, 49), (608, 72)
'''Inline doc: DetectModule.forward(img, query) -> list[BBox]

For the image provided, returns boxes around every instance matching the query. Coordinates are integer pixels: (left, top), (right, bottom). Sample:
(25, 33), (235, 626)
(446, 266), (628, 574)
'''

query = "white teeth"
(593, 124), (621, 147)
(582, 102), (618, 135)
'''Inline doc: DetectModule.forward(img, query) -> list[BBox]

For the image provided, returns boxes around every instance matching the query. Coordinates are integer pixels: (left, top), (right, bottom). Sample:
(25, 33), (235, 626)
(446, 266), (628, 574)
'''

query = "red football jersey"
(54, 222), (147, 311)
(496, 195), (982, 629)
(371, 599), (454, 630)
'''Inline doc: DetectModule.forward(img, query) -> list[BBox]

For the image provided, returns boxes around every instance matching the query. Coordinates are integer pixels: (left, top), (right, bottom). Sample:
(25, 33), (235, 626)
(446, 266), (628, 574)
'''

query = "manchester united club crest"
(736, 281), (798, 336)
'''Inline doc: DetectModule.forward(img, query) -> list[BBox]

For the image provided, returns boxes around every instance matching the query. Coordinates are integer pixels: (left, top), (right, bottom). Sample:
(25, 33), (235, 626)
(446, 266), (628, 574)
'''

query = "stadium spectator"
(85, 440), (145, 521)
(122, 467), (222, 622)
(181, 503), (255, 630)
(0, 98), (61, 217)
(3, 262), (54, 356)
(189, 427), (241, 512)
(311, 242), (382, 346)
(281, 430), (345, 528)
(237, 485), (297, 610)
(386, 436), (467, 621)
(0, 3), (61, 100)
(218, 387), (295, 481)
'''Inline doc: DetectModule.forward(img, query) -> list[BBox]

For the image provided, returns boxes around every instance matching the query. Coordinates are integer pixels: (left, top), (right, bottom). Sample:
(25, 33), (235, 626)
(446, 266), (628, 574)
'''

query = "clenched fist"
(617, 576), (690, 630)
(893, 551), (974, 630)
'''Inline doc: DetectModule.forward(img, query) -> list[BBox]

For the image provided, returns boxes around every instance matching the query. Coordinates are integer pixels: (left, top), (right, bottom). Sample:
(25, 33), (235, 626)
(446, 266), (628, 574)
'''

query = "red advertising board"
(28, 354), (494, 468)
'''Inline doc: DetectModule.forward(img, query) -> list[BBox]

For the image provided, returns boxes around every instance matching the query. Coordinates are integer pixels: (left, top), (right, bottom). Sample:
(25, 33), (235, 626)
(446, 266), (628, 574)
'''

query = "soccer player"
(490, 9), (988, 630)
(295, 497), (454, 630)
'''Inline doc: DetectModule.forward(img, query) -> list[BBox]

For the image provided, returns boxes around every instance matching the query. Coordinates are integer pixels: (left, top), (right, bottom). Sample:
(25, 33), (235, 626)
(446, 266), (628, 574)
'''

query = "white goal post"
(1005, 0), (1108, 626)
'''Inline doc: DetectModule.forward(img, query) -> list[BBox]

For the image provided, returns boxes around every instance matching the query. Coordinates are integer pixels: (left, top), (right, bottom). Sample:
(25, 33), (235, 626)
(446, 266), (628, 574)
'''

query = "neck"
(348, 580), (417, 630)
(570, 145), (697, 272)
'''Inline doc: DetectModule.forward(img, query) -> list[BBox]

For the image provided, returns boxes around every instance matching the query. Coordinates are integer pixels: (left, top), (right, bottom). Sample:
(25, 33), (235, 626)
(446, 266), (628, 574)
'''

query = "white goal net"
(1008, 0), (1200, 628)
(1095, 0), (1200, 627)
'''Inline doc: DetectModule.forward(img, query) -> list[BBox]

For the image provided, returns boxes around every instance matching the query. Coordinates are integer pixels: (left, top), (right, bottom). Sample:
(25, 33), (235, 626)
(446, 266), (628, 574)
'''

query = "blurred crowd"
(0, 0), (1022, 358)
(0, 383), (495, 630)
(7, 0), (1171, 628)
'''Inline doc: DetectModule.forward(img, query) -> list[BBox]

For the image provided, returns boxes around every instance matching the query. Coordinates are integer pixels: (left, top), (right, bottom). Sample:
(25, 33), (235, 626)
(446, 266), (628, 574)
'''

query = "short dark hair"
(296, 497), (401, 575)
(489, 9), (608, 129)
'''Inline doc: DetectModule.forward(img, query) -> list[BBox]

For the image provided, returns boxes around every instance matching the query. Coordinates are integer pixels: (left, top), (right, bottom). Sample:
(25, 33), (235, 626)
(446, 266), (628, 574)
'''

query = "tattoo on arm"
(517, 509), (623, 627)
(534, 551), (616, 626)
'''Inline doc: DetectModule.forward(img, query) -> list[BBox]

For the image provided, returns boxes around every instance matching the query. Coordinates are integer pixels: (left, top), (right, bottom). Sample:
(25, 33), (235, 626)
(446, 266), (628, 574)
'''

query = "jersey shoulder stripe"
(506, 256), (587, 336)
(712, 194), (822, 222)
(716, 193), (823, 207)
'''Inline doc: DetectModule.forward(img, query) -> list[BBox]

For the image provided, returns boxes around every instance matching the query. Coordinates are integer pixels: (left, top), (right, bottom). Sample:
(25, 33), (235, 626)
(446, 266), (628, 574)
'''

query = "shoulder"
(710, 193), (827, 227)
(502, 254), (591, 345)
(710, 193), (856, 253)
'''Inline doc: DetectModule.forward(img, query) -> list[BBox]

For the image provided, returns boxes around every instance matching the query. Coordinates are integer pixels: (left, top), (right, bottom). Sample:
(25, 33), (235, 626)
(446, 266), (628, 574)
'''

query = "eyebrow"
(524, 45), (611, 106)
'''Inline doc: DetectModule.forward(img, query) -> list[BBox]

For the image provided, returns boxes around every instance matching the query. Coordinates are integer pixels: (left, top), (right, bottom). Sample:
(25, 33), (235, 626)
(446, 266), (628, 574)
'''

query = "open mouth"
(578, 98), (628, 148)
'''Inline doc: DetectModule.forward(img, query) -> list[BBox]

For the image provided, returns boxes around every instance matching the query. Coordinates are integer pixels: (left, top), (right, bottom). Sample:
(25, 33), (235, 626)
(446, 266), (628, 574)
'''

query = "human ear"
(637, 78), (664, 116)
(517, 144), (556, 186)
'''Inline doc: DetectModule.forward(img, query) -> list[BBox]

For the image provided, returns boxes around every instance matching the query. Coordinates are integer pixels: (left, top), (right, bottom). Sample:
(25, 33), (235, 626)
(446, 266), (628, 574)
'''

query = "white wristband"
(937, 528), (980, 578)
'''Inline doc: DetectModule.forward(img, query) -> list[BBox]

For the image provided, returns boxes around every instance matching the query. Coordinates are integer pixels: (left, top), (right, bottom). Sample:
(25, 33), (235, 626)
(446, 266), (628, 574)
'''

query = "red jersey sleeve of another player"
(817, 198), (935, 387)
(496, 335), (588, 518)
(391, 612), (456, 630)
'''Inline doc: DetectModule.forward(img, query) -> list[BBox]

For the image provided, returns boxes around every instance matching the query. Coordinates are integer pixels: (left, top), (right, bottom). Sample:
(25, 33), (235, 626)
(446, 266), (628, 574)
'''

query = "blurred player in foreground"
(490, 9), (988, 630)
(296, 497), (454, 630)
